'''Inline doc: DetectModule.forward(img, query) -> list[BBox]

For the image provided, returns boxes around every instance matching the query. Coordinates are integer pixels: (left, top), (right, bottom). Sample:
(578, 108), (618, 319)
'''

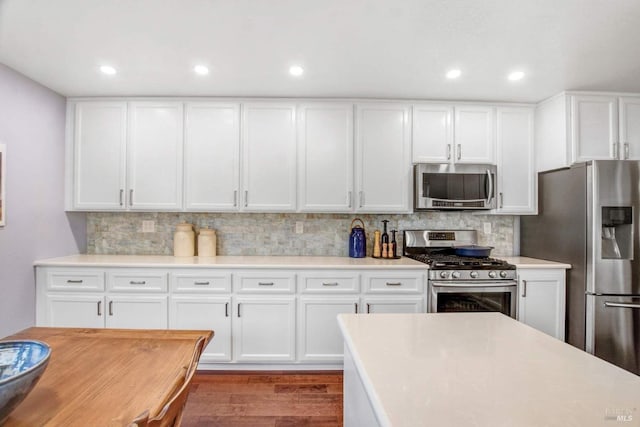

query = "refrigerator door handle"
(604, 301), (640, 309)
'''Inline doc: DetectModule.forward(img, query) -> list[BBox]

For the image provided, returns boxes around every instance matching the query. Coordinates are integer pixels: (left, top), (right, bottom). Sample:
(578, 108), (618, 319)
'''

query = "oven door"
(429, 280), (517, 318)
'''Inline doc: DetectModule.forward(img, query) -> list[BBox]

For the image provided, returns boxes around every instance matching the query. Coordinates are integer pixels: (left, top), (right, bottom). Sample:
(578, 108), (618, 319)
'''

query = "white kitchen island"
(338, 312), (640, 427)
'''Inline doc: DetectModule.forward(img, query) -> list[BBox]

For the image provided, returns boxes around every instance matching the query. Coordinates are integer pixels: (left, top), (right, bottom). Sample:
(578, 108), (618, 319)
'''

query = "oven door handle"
(430, 280), (517, 289)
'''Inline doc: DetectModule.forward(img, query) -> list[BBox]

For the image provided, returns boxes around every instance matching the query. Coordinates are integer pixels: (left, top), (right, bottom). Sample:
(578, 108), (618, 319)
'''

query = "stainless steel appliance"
(414, 163), (497, 210)
(404, 229), (517, 318)
(521, 160), (640, 375)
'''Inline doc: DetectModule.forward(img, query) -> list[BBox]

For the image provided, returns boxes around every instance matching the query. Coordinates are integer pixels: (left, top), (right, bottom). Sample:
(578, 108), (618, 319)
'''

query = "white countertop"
(33, 254), (570, 269)
(33, 254), (426, 269)
(338, 313), (640, 427)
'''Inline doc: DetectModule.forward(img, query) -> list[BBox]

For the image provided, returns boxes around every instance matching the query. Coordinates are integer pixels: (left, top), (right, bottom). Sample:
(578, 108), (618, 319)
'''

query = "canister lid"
(199, 227), (216, 235)
(175, 223), (193, 231)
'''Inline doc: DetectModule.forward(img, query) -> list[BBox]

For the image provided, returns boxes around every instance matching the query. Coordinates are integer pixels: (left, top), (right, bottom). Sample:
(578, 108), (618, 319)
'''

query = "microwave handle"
(485, 169), (494, 205)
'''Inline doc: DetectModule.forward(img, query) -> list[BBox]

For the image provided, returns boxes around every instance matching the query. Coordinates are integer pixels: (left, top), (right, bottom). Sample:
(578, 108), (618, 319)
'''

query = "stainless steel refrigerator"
(521, 160), (640, 375)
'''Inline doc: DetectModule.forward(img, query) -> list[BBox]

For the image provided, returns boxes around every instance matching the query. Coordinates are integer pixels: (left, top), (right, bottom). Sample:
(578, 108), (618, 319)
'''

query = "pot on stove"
(453, 245), (493, 257)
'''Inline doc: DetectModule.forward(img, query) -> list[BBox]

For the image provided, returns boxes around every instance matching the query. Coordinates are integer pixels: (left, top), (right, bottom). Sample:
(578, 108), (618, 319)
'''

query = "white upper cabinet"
(241, 103), (297, 211)
(619, 96), (640, 160)
(298, 103), (354, 212)
(570, 95), (619, 162)
(454, 105), (495, 164)
(72, 102), (127, 210)
(184, 102), (240, 211)
(355, 103), (412, 213)
(128, 102), (184, 210)
(496, 107), (536, 214)
(412, 104), (454, 163)
(412, 104), (494, 164)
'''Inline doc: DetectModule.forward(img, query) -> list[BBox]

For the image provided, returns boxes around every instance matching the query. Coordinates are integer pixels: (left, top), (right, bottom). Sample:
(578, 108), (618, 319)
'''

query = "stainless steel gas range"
(404, 229), (518, 318)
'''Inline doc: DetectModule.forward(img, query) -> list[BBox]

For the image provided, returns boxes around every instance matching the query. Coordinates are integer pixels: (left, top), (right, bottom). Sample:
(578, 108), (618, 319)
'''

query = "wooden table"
(2, 327), (213, 427)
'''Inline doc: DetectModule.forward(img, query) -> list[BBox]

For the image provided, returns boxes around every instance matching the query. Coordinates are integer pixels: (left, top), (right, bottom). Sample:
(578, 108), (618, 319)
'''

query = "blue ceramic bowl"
(0, 340), (51, 423)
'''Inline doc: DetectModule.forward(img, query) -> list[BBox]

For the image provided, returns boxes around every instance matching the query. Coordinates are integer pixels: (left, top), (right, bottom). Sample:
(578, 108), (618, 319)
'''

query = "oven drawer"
(429, 280), (517, 318)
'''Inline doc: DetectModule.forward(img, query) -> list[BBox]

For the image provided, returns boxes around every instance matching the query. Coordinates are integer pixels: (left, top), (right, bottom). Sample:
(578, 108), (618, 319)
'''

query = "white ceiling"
(1, 0), (639, 103)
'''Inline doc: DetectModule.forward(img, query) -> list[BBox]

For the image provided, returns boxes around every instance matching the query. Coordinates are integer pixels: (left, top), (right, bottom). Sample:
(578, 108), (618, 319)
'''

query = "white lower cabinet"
(233, 296), (296, 362)
(362, 296), (424, 313)
(105, 295), (168, 329)
(517, 268), (566, 340)
(298, 296), (359, 362)
(45, 294), (105, 328)
(169, 296), (231, 362)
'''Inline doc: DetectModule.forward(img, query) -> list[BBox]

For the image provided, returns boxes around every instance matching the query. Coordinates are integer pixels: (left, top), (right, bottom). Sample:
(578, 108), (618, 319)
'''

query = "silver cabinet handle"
(457, 144), (461, 160)
(67, 279), (83, 284)
(366, 303), (371, 313)
(521, 280), (527, 298)
(119, 189), (124, 206)
(97, 301), (102, 316)
(359, 191), (364, 208)
(322, 282), (339, 287)
(604, 301), (640, 309)
(354, 302), (358, 313)
(258, 282), (274, 286)
(447, 144), (451, 160)
(244, 190), (248, 207)
(129, 280), (146, 285)
(225, 302), (229, 317)
(233, 190), (238, 207)
(129, 189), (134, 206)
(108, 301), (114, 316)
(194, 281), (210, 286)
(613, 143), (619, 159)
(500, 192), (504, 209)
(237, 303), (241, 317)
(386, 282), (402, 286)
(624, 142), (630, 159)
(347, 191), (352, 208)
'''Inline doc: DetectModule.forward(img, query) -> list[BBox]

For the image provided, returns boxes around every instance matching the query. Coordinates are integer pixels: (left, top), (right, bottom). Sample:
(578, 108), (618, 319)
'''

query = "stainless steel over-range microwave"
(414, 163), (497, 210)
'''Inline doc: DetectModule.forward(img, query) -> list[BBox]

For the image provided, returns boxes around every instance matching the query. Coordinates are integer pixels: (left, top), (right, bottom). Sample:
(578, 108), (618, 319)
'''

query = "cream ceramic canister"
(197, 228), (217, 257)
(173, 223), (195, 256)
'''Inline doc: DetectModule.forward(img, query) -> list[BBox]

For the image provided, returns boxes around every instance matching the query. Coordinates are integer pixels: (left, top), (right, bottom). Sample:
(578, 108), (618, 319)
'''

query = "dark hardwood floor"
(181, 371), (344, 427)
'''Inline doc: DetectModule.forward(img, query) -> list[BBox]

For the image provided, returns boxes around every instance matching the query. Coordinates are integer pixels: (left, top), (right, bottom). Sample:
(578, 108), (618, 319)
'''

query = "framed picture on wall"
(0, 144), (5, 227)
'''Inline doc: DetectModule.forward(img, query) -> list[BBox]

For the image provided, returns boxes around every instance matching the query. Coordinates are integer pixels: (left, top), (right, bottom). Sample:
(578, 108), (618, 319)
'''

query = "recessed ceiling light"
(508, 71), (525, 81)
(194, 65), (209, 75)
(446, 69), (461, 79)
(99, 65), (117, 75)
(289, 65), (304, 77)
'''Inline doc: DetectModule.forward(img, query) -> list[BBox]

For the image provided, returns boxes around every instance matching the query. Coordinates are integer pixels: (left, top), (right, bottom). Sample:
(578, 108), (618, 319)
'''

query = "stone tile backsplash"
(86, 212), (516, 256)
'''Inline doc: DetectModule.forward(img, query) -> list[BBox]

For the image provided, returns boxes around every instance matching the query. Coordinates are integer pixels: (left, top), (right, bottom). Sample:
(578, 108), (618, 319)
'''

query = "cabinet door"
(169, 296), (231, 362)
(570, 95), (619, 162)
(73, 102), (127, 210)
(454, 105), (495, 164)
(44, 294), (105, 328)
(619, 97), (640, 160)
(412, 104), (453, 163)
(496, 107), (535, 214)
(233, 296), (296, 362)
(105, 295), (168, 329)
(298, 296), (358, 362)
(128, 102), (184, 210)
(355, 103), (411, 213)
(363, 296), (424, 313)
(184, 102), (240, 211)
(298, 103), (354, 212)
(518, 269), (566, 340)
(241, 103), (296, 211)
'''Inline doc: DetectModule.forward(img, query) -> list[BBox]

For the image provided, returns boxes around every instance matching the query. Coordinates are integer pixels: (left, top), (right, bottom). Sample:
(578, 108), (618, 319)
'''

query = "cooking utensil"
(453, 245), (494, 257)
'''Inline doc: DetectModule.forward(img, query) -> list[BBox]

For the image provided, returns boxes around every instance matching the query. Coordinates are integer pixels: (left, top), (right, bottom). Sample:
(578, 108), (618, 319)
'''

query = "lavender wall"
(0, 64), (86, 337)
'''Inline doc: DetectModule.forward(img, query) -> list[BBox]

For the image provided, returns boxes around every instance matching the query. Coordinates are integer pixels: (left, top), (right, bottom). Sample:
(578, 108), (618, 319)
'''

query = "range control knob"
(451, 271), (461, 279)
(488, 271), (497, 278)
(499, 271), (508, 278)
(469, 271), (478, 279)
(439, 271), (449, 279)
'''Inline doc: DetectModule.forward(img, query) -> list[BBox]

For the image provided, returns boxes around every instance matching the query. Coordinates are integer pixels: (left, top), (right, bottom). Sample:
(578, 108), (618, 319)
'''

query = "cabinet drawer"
(235, 272), (295, 293)
(364, 273), (423, 294)
(107, 270), (168, 292)
(300, 274), (359, 293)
(170, 271), (231, 293)
(46, 269), (105, 291)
